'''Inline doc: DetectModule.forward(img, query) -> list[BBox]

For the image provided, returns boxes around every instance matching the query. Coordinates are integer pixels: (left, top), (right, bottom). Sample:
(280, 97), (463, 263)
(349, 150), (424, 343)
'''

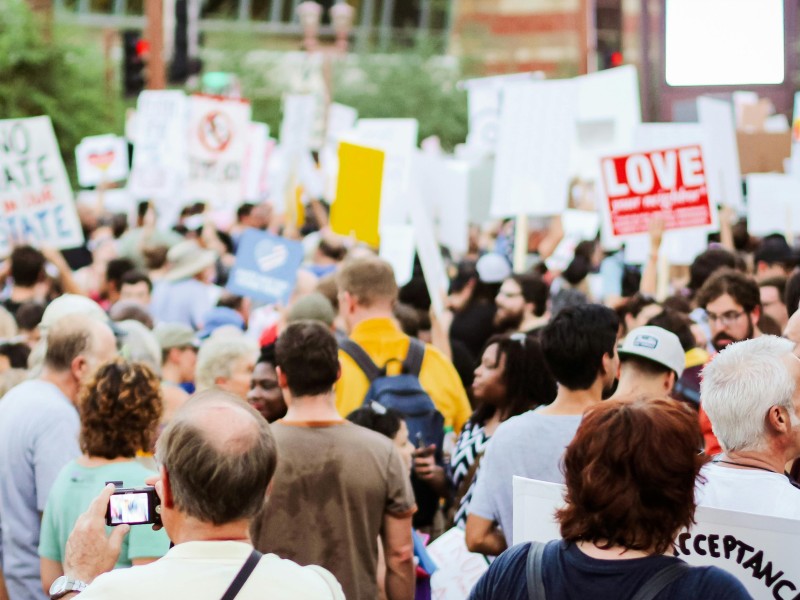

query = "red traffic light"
(135, 39), (150, 57)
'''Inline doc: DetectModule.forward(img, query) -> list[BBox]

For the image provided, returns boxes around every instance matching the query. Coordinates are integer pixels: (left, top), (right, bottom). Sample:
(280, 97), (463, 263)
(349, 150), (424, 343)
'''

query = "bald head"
(155, 389), (277, 525)
(44, 315), (117, 374)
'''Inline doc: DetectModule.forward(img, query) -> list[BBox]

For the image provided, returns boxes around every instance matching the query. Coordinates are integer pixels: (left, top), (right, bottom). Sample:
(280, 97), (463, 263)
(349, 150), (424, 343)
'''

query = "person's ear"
(665, 371), (676, 393)
(71, 354), (88, 383)
(276, 366), (289, 390)
(767, 405), (790, 434)
(335, 363), (342, 383)
(752, 305), (762, 326)
(159, 466), (174, 509)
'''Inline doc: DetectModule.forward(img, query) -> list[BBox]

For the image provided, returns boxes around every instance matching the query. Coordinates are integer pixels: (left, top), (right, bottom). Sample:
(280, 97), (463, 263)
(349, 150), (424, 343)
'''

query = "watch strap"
(50, 576), (88, 599)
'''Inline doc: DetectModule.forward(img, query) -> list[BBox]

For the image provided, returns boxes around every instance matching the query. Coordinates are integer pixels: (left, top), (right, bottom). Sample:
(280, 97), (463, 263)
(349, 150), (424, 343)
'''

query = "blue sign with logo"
(226, 229), (305, 304)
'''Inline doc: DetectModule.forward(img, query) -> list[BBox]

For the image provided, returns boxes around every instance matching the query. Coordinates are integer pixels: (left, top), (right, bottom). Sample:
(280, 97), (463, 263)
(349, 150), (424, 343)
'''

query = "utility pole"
(144, 0), (167, 89)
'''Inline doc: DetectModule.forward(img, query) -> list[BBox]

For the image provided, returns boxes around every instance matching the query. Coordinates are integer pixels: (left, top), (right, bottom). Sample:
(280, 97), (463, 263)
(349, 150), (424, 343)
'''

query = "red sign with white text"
(600, 145), (712, 237)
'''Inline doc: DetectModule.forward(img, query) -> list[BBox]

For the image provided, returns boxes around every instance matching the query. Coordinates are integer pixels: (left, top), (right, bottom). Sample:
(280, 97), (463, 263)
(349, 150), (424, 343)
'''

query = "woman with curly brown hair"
(38, 359), (170, 592)
(469, 397), (752, 600)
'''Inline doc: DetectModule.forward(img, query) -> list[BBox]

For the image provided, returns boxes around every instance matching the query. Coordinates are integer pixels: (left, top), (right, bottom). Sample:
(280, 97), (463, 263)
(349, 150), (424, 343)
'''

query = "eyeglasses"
(706, 310), (746, 327)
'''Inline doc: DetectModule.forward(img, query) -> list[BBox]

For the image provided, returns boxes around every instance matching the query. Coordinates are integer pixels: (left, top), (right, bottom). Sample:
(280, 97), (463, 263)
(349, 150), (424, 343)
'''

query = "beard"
(494, 309), (524, 332)
(712, 318), (755, 352)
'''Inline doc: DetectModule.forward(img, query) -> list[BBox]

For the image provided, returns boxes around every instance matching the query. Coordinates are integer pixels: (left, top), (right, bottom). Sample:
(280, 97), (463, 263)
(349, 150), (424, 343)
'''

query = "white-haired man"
(698, 335), (800, 519)
(195, 335), (258, 400)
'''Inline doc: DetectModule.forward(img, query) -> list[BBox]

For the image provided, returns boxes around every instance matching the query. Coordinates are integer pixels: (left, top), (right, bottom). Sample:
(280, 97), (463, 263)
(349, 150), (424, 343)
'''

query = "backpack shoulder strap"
(340, 339), (383, 382)
(402, 338), (425, 377)
(630, 561), (690, 600)
(525, 541), (547, 600)
(220, 549), (262, 600)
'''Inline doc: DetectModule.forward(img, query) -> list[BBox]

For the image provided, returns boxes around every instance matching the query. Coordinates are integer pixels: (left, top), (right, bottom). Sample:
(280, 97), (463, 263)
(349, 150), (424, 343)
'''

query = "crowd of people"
(0, 194), (798, 600)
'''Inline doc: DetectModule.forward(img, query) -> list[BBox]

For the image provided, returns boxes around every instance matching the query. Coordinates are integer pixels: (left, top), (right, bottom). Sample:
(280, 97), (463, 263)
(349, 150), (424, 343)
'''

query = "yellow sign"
(330, 142), (384, 248)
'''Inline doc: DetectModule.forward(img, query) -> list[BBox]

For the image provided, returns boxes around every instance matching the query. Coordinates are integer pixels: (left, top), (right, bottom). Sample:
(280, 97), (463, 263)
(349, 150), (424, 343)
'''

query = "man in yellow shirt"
(335, 257), (471, 434)
(335, 256), (471, 530)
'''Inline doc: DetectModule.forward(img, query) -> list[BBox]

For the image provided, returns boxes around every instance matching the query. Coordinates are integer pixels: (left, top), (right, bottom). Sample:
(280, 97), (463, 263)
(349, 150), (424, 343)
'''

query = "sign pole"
(513, 213), (528, 273)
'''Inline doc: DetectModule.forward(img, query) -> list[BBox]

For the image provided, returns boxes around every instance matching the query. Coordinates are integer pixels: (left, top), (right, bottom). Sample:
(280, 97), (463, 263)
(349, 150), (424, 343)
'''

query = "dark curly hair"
(557, 397), (708, 555)
(78, 359), (163, 459)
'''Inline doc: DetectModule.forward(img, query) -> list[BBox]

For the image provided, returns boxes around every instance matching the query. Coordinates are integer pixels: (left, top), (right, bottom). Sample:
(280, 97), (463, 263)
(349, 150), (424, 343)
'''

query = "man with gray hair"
(195, 335), (258, 400)
(698, 335), (800, 519)
(48, 390), (344, 599)
(0, 315), (117, 599)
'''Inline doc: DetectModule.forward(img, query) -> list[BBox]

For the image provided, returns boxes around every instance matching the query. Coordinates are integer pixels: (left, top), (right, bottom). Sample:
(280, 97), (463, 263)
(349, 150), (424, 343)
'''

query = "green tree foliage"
(0, 0), (122, 182)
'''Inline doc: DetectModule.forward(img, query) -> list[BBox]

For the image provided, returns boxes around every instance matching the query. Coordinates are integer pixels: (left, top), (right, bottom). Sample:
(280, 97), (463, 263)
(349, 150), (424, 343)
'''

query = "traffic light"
(596, 0), (623, 70)
(170, 0), (203, 84)
(122, 30), (147, 97)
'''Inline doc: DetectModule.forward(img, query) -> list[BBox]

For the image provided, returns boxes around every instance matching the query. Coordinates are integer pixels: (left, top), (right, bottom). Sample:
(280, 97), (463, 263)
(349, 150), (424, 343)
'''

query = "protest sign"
(427, 527), (490, 600)
(513, 476), (800, 600)
(129, 90), (188, 212)
(330, 142), (384, 247)
(462, 72), (541, 155)
(185, 95), (252, 212)
(379, 224), (415, 286)
(326, 103), (358, 147)
(790, 92), (800, 177)
(241, 123), (273, 202)
(746, 174), (800, 237)
(413, 152), (469, 255)
(349, 118), (419, 232)
(410, 182), (449, 317)
(75, 134), (129, 188)
(280, 94), (317, 155)
(76, 189), (134, 216)
(571, 65), (642, 180)
(697, 98), (744, 210)
(599, 145), (715, 239)
(491, 79), (579, 217)
(226, 229), (304, 305)
(623, 228), (710, 267)
(0, 116), (83, 254)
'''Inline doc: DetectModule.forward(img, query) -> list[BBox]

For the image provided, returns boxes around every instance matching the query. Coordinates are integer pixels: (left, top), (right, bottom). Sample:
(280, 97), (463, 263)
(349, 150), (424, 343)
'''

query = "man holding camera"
(48, 390), (344, 600)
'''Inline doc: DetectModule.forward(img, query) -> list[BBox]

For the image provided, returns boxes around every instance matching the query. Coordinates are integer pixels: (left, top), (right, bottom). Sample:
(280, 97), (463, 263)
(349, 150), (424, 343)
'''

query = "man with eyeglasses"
(695, 268), (762, 454)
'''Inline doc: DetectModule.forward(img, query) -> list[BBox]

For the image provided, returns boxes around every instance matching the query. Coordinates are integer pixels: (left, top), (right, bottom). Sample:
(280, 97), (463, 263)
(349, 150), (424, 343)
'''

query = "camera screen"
(109, 492), (150, 524)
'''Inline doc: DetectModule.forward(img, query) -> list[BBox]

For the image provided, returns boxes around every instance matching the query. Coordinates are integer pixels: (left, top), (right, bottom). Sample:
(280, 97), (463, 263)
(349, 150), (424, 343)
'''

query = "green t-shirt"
(39, 459), (170, 566)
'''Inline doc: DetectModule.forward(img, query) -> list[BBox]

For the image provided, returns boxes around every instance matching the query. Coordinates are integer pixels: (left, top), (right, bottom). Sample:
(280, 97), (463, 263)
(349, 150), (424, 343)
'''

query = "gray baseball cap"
(618, 326), (685, 378)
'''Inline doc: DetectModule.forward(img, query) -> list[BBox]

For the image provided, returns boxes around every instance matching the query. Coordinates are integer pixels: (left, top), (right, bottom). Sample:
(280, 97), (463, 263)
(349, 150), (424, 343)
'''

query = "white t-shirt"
(79, 541), (344, 600)
(696, 463), (800, 520)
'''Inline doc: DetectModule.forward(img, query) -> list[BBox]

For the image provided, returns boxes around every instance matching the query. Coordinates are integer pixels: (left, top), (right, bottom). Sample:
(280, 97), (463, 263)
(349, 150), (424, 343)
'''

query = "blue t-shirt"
(469, 541), (751, 600)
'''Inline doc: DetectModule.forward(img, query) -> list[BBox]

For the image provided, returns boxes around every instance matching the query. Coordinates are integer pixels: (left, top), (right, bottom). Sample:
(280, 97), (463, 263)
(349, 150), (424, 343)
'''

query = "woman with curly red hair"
(469, 397), (751, 599)
(38, 359), (170, 592)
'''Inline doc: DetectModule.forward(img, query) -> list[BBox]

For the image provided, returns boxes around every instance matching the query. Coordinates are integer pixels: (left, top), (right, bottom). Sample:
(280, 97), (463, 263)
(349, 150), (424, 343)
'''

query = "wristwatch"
(49, 575), (88, 599)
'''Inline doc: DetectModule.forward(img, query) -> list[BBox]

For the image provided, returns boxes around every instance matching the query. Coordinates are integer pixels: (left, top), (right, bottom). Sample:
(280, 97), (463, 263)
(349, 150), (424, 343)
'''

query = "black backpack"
(340, 338), (445, 451)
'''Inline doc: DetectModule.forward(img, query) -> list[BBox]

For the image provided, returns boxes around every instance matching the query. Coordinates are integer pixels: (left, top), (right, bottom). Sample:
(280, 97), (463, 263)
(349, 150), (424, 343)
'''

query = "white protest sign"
(491, 79), (579, 217)
(280, 94), (317, 155)
(572, 65), (642, 181)
(462, 72), (542, 155)
(326, 103), (358, 147)
(241, 123), (274, 202)
(697, 97), (744, 210)
(746, 174), (800, 236)
(129, 90), (188, 207)
(513, 476), (800, 600)
(75, 134), (129, 188)
(427, 527), (490, 600)
(413, 152), (469, 255)
(350, 118), (419, 231)
(76, 189), (134, 216)
(379, 224), (415, 287)
(0, 116), (83, 254)
(623, 228), (709, 266)
(185, 95), (252, 212)
(790, 93), (800, 178)
(409, 183), (448, 317)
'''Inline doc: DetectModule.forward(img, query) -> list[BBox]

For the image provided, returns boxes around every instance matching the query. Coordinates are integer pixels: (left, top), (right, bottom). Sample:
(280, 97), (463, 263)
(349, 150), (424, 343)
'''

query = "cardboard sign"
(128, 91), (188, 210)
(413, 152), (469, 255)
(600, 145), (713, 238)
(185, 95), (252, 211)
(491, 79), (579, 217)
(0, 116), (83, 254)
(280, 94), (317, 155)
(697, 98), (744, 211)
(379, 224), (415, 286)
(241, 123), (274, 202)
(513, 477), (800, 600)
(409, 182), (449, 317)
(226, 229), (304, 304)
(330, 142), (384, 247)
(427, 528), (490, 600)
(746, 174), (800, 236)
(75, 134), (129, 188)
